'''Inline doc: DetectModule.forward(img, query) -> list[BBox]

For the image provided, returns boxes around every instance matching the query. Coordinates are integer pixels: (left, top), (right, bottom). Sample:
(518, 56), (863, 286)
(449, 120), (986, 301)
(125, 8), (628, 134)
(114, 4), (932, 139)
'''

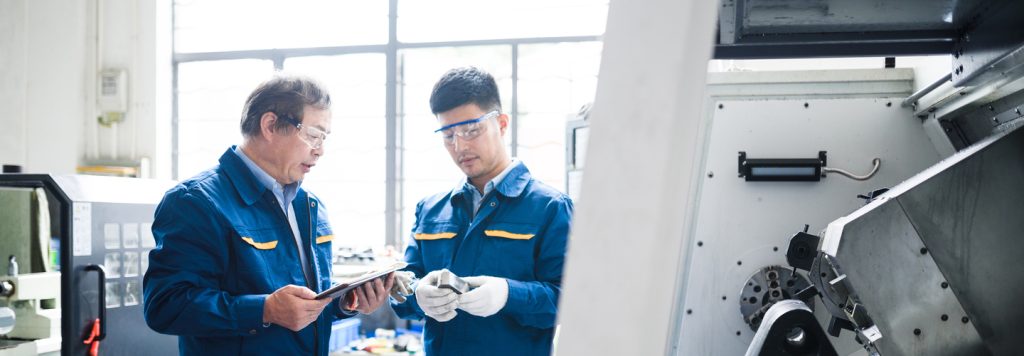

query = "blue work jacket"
(392, 161), (573, 356)
(143, 147), (347, 355)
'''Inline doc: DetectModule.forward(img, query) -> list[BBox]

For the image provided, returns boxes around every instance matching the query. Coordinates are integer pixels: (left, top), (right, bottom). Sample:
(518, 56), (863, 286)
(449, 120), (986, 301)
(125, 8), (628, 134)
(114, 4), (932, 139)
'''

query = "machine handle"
(83, 264), (106, 341)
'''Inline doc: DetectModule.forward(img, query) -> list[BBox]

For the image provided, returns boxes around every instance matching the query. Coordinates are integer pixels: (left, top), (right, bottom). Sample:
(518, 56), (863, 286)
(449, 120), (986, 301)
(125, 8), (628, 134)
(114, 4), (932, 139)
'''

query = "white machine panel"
(676, 70), (941, 355)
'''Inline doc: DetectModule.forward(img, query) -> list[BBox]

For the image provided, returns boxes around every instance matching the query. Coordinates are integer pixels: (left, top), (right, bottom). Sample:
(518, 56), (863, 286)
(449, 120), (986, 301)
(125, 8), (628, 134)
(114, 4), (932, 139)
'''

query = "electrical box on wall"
(99, 69), (127, 111)
(98, 69), (128, 126)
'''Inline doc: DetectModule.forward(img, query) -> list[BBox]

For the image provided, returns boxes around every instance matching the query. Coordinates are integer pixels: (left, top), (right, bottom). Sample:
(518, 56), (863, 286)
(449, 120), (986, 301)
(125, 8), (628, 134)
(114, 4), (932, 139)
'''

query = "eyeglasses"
(279, 114), (328, 150)
(434, 111), (499, 146)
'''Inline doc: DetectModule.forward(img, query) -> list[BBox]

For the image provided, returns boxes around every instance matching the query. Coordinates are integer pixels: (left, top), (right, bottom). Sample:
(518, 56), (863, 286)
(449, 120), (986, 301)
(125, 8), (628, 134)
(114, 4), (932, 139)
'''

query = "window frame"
(171, 0), (602, 247)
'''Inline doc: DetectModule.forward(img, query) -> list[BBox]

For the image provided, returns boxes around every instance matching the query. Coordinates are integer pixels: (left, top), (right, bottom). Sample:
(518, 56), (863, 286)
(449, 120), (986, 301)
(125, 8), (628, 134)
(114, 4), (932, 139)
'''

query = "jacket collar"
(494, 160), (530, 198)
(219, 146), (267, 206)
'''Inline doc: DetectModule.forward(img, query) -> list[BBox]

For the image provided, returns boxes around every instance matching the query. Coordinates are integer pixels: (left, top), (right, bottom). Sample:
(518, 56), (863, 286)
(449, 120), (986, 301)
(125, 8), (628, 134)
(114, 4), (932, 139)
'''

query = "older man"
(144, 74), (393, 355)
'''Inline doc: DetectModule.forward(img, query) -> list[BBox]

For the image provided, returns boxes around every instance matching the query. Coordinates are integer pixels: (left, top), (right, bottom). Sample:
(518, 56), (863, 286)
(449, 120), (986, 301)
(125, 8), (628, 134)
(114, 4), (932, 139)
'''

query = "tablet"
(315, 261), (408, 300)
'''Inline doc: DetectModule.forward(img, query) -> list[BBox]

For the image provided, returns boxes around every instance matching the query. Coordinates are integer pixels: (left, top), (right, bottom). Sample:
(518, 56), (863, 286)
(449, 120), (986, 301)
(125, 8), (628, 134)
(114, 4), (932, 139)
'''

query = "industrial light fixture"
(738, 151), (881, 182)
(738, 151), (826, 182)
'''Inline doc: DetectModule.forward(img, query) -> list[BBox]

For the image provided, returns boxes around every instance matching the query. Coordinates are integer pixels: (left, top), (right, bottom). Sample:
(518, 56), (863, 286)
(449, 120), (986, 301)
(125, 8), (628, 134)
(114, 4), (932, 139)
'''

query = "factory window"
(173, 1), (607, 251)
(516, 42), (603, 191)
(397, 0), (609, 43)
(176, 59), (273, 178)
(284, 54), (387, 250)
(174, 0), (388, 53)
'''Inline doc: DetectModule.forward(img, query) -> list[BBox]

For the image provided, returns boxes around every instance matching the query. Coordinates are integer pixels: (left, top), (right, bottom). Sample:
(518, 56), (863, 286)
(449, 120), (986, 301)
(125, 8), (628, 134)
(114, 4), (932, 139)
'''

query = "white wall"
(0, 0), (87, 174)
(0, 0), (28, 170)
(0, 0), (172, 179)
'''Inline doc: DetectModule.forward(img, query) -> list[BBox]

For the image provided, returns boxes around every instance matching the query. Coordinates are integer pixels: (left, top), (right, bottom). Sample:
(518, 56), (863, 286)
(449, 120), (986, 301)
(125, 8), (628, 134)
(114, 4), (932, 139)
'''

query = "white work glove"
(415, 269), (458, 322)
(457, 276), (509, 318)
(390, 271), (415, 303)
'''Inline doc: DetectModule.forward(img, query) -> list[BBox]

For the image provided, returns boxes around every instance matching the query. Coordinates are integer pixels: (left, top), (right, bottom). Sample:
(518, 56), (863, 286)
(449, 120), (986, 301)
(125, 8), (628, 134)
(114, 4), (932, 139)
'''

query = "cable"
(823, 158), (881, 181)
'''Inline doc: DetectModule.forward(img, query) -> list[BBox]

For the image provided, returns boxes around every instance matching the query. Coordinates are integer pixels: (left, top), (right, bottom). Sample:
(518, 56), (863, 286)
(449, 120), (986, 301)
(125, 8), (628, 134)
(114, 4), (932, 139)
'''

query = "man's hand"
(458, 276), (508, 317)
(263, 285), (332, 332)
(390, 271), (415, 303)
(416, 269), (458, 322)
(349, 272), (395, 314)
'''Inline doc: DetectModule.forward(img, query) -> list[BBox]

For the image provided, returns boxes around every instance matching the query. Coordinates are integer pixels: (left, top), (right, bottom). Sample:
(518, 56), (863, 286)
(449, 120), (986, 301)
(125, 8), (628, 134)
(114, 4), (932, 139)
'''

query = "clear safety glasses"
(279, 114), (328, 150)
(434, 110), (499, 146)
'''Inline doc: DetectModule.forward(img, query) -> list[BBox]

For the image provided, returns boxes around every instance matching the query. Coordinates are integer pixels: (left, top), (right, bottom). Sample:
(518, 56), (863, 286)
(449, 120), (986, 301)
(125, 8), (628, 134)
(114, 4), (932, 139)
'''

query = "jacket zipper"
(308, 196), (320, 356)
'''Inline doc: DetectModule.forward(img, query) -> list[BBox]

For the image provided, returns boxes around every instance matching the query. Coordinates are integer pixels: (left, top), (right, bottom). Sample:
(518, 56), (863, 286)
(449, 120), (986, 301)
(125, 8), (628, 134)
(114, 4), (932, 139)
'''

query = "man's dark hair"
(240, 73), (331, 138)
(429, 67), (501, 115)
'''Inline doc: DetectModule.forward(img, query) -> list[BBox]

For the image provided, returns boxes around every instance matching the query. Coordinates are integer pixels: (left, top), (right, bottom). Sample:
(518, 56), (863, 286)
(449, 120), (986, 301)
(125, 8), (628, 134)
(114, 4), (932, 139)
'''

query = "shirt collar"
(453, 159), (531, 199)
(461, 158), (517, 195)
